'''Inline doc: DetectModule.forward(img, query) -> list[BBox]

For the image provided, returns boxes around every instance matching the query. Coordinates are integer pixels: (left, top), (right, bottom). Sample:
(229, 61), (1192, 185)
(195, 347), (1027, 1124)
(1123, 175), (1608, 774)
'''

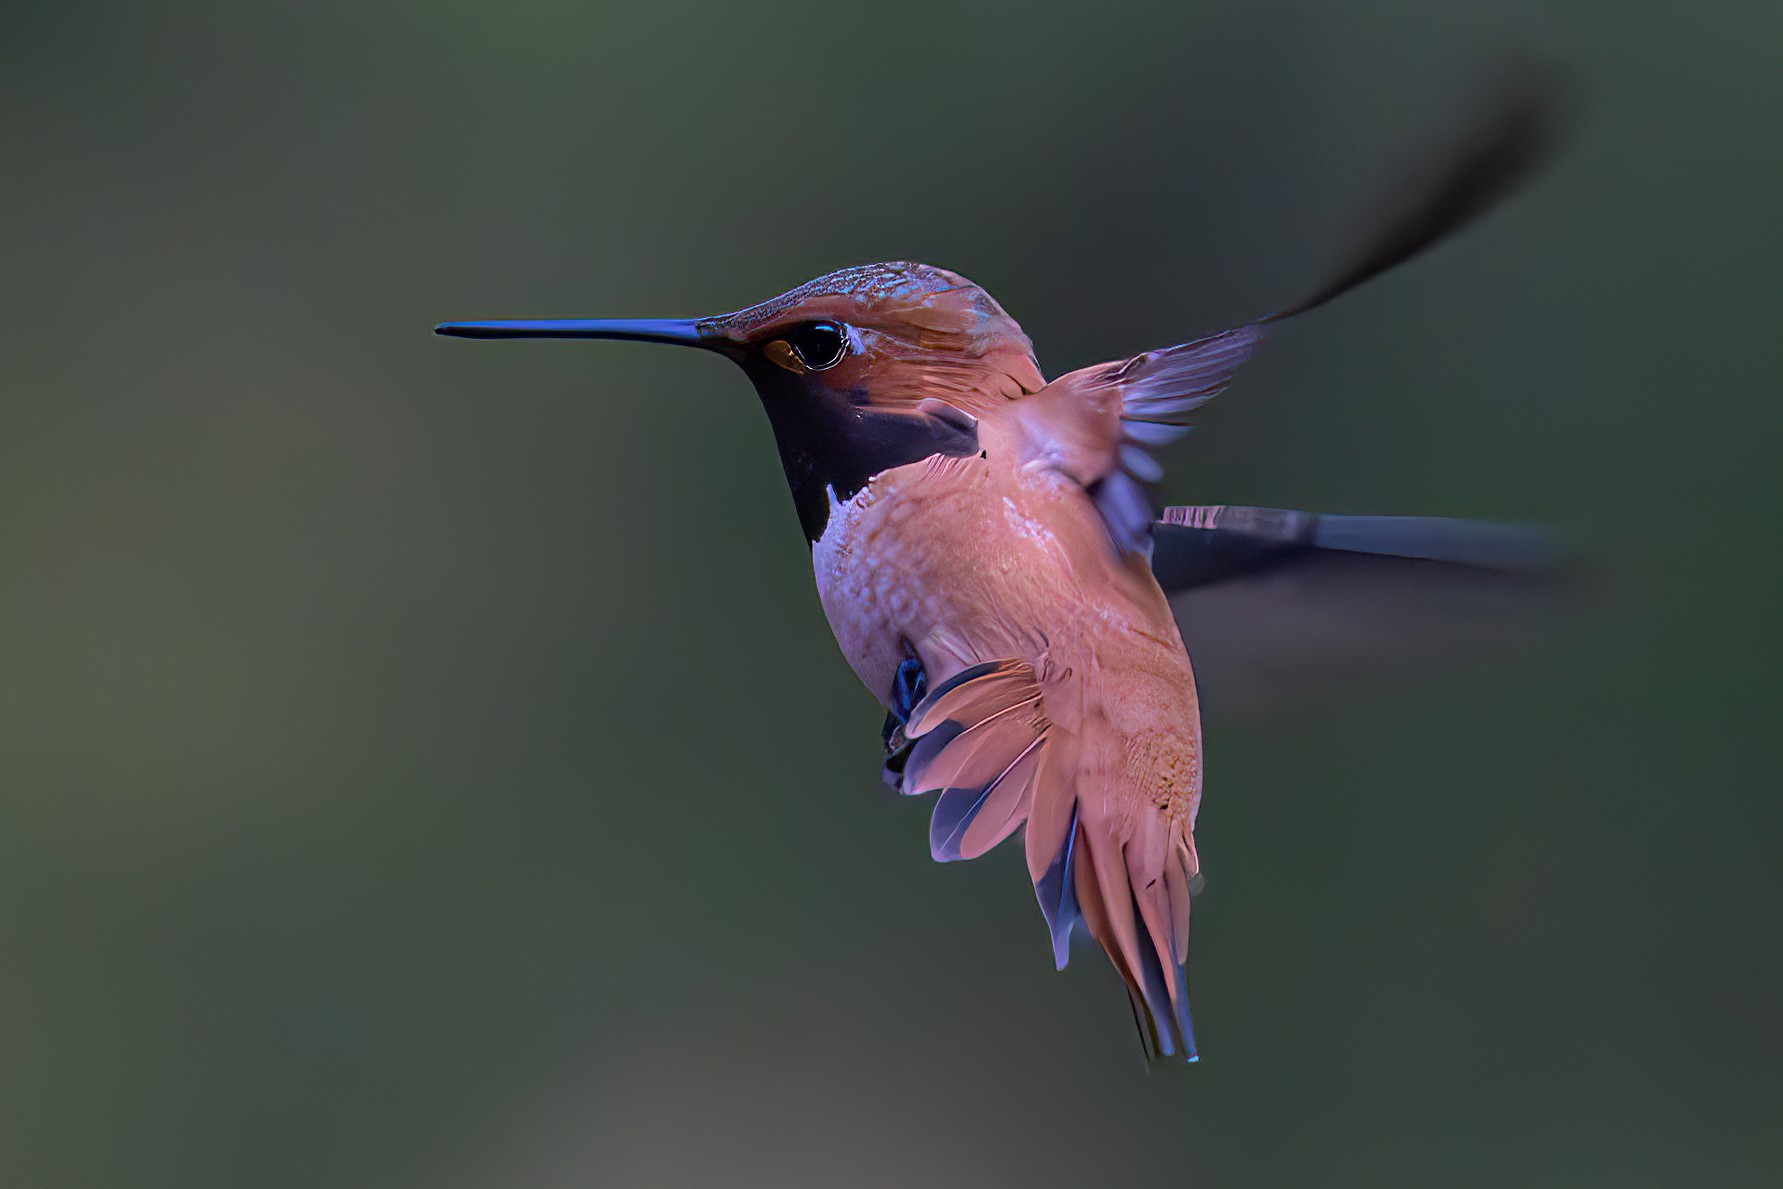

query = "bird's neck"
(754, 391), (980, 543)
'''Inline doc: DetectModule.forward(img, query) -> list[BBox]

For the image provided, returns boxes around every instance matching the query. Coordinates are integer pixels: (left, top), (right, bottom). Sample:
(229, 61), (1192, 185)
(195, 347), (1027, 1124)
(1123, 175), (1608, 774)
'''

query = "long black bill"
(433, 318), (712, 346)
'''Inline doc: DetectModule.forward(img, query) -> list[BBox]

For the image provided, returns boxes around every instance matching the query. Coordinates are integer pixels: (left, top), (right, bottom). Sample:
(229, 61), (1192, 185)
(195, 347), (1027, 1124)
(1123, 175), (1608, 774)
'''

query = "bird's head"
(438, 262), (1045, 539)
(438, 260), (1041, 410)
(705, 261), (1044, 412)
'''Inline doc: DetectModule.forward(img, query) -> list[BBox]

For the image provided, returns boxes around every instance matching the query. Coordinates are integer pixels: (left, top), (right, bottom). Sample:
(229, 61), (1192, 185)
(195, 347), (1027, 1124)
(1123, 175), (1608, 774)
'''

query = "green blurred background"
(3, 1), (1779, 1184)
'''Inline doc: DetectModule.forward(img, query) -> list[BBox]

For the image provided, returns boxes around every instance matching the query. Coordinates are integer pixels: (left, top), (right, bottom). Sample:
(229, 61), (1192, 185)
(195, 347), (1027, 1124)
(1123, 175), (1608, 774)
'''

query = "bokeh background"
(3, 1), (1779, 1184)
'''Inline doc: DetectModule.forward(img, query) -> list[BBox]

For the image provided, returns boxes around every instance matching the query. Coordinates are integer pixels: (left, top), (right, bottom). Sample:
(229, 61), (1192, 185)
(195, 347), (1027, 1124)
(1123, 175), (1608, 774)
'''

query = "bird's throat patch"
(762, 402), (981, 542)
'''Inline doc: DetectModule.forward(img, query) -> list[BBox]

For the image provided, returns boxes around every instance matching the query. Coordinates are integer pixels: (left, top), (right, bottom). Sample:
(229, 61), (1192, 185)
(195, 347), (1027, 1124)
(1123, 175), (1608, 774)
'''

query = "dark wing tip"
(1267, 61), (1574, 323)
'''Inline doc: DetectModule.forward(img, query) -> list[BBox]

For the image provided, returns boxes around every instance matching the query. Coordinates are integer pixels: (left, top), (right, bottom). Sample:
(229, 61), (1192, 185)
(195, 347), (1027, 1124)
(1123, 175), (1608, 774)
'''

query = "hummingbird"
(436, 88), (1559, 1063)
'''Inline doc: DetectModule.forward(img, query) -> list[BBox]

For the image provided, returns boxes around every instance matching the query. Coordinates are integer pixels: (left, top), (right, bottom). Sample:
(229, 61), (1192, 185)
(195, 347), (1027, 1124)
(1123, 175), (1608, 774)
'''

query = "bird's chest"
(809, 453), (1080, 708)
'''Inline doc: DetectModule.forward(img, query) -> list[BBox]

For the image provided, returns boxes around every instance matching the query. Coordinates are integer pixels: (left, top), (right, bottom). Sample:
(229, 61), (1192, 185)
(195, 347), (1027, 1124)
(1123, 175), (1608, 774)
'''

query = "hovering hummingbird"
(437, 89), (1559, 1063)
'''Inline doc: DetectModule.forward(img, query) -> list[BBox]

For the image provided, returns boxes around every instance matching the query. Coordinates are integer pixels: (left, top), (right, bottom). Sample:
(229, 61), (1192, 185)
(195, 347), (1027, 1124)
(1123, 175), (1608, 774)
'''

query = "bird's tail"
(896, 659), (1200, 1062)
(1062, 782), (1200, 1063)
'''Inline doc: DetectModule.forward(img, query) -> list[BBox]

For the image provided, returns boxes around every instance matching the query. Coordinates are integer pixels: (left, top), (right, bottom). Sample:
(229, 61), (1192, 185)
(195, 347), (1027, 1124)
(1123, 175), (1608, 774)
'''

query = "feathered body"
(815, 424), (1204, 1059)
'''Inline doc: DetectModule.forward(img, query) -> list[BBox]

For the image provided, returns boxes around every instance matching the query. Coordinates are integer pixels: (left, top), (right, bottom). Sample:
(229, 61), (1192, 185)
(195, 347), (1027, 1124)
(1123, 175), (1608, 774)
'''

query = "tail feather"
(908, 705), (1044, 802)
(1126, 824), (1197, 1060)
(1077, 811), (1197, 1062)
(907, 660), (1042, 737)
(1164, 834), (1197, 961)
(930, 735), (1043, 862)
(1031, 801), (1082, 970)
(1023, 734), (1084, 968)
(954, 735), (1045, 861)
(899, 661), (1050, 868)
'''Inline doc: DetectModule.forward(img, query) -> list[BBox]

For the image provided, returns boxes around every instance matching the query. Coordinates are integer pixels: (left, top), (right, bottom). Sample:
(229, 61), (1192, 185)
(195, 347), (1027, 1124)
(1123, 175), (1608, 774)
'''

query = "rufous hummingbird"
(436, 88), (1559, 1063)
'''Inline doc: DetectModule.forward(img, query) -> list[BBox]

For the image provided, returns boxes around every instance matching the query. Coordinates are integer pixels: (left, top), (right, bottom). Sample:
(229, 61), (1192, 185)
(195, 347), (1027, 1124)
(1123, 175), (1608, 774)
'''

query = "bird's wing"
(1019, 70), (1561, 555)
(1155, 505), (1569, 715)
(894, 660), (1052, 867)
(1023, 327), (1265, 553)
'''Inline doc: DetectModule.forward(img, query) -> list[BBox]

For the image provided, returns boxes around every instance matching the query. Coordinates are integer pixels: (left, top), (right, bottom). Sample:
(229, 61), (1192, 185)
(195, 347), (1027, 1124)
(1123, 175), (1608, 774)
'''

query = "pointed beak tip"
(434, 321), (493, 339)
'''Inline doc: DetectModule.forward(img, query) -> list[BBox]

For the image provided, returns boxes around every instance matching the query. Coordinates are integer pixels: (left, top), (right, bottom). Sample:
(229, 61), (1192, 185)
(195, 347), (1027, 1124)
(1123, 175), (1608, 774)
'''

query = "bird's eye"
(783, 321), (848, 371)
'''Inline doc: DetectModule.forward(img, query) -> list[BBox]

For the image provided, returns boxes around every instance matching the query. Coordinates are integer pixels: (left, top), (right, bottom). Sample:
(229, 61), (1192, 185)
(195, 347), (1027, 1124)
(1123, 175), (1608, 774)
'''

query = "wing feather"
(1014, 72), (1560, 555)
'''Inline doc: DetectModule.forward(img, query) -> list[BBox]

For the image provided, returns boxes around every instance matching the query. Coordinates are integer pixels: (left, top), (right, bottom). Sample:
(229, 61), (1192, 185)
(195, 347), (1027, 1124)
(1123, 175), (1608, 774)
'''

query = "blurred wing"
(1154, 505), (1568, 716)
(1035, 72), (1561, 554)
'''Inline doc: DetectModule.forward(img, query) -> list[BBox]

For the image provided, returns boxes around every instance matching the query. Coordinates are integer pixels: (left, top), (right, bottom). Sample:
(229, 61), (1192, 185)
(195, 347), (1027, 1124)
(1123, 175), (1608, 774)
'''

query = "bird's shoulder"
(971, 375), (1123, 490)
